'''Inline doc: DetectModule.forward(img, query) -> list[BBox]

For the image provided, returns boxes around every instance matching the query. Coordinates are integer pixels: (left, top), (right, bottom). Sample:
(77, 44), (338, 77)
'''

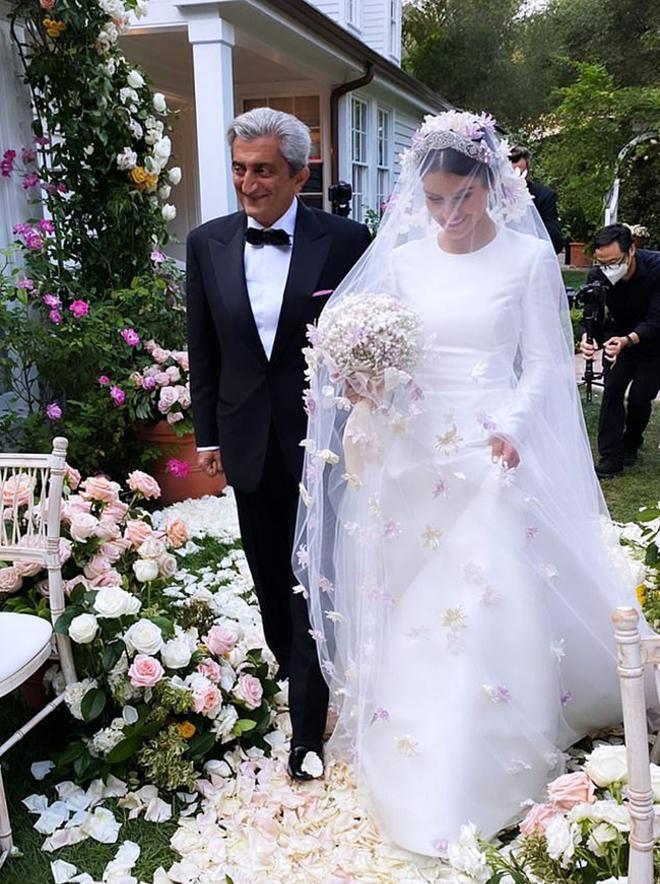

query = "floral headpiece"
(399, 110), (533, 223)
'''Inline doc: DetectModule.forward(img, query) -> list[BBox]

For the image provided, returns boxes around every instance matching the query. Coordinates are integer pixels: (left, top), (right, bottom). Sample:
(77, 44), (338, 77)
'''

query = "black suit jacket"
(528, 180), (563, 254)
(186, 201), (371, 492)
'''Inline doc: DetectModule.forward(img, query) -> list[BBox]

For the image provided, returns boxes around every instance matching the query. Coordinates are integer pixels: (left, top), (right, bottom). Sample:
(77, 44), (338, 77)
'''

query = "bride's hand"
(489, 434), (520, 469)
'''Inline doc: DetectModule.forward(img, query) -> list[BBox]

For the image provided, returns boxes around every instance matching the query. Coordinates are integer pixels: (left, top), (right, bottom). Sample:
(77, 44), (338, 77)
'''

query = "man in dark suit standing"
(186, 108), (371, 779)
(509, 146), (564, 254)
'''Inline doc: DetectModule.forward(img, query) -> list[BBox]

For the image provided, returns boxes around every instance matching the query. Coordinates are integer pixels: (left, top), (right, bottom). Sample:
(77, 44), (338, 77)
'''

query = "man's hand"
(489, 434), (520, 469)
(579, 333), (599, 359)
(603, 335), (628, 364)
(198, 449), (224, 478)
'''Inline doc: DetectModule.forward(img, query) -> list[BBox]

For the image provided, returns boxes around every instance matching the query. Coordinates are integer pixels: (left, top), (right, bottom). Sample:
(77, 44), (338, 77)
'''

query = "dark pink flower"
(69, 299), (89, 318)
(25, 232), (44, 250)
(17, 279), (34, 290)
(120, 328), (140, 347)
(1, 150), (16, 177)
(46, 402), (62, 420)
(56, 182), (68, 194)
(12, 223), (31, 237)
(34, 136), (50, 147)
(166, 458), (190, 478)
(48, 309), (62, 325)
(21, 173), (40, 189)
(109, 385), (125, 406)
(21, 147), (37, 164)
(38, 219), (54, 234)
(41, 182), (57, 195)
(150, 249), (166, 263)
(98, 375), (111, 386)
(142, 376), (157, 391)
(43, 293), (60, 308)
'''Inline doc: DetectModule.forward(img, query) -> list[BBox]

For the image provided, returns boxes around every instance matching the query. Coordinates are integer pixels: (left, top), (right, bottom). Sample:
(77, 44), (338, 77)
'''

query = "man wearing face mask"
(580, 223), (660, 477)
(509, 145), (563, 253)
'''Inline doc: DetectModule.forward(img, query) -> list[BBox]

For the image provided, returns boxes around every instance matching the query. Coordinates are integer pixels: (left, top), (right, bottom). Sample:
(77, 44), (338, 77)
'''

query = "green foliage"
(619, 137), (660, 249)
(137, 725), (198, 792)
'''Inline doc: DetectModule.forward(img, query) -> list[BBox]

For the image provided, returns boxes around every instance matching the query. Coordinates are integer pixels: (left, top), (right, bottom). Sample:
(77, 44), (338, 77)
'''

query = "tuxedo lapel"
(208, 215), (268, 366)
(270, 202), (331, 364)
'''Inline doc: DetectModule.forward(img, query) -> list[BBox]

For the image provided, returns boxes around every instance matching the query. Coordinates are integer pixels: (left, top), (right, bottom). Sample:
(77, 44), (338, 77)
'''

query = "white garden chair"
(612, 605), (660, 884)
(0, 437), (76, 868)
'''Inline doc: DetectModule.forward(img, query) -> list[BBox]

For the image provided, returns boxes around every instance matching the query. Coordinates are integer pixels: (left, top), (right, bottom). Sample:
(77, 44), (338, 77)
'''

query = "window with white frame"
(377, 107), (392, 214)
(351, 97), (368, 222)
(388, 0), (400, 58)
(346, 0), (361, 30)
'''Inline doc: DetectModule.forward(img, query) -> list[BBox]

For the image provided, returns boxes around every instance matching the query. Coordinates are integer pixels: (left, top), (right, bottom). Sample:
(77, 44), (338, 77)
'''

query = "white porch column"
(179, 1), (236, 221)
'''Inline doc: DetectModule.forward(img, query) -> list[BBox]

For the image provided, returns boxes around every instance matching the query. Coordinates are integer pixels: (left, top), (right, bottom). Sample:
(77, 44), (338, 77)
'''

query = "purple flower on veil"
(371, 707), (390, 723)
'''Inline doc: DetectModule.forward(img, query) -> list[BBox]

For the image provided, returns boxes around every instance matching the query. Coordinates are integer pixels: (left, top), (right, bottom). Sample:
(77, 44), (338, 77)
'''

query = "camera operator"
(509, 146), (563, 254)
(579, 223), (660, 477)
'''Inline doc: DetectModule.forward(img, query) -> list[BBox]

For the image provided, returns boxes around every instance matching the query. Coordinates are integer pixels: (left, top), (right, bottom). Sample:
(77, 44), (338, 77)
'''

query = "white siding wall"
(361, 0), (386, 56)
(394, 110), (419, 179)
(307, 0), (342, 21)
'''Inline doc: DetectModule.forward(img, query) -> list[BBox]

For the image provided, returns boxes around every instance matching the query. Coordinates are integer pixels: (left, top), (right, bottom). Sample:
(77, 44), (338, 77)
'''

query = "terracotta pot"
(20, 661), (50, 712)
(569, 241), (592, 268)
(136, 420), (225, 505)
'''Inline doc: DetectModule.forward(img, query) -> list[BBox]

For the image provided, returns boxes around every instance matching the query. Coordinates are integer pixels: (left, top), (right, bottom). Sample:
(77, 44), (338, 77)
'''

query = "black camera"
(328, 181), (352, 217)
(575, 279), (609, 402)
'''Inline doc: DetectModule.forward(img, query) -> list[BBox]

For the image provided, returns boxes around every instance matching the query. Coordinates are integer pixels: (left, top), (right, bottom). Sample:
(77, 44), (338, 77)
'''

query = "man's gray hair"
(227, 107), (311, 172)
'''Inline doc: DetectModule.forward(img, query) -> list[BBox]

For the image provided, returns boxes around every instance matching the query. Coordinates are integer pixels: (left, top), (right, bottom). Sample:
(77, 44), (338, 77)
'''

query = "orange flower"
(177, 721), (196, 740)
(43, 17), (66, 37)
(129, 166), (159, 192)
(636, 583), (647, 607)
(40, 0), (55, 9)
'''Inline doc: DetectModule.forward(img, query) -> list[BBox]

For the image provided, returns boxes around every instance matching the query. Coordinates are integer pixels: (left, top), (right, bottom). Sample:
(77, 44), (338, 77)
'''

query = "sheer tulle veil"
(292, 110), (638, 845)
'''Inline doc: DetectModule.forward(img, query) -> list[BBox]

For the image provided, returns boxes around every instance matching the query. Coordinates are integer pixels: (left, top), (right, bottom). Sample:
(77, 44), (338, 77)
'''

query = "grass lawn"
(562, 268), (589, 291)
(1, 397), (659, 881)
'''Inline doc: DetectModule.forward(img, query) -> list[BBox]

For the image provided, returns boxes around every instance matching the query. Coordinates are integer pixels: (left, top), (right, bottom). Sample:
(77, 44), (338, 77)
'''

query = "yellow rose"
(177, 721), (196, 740)
(129, 166), (158, 192)
(43, 17), (66, 37)
(636, 583), (647, 607)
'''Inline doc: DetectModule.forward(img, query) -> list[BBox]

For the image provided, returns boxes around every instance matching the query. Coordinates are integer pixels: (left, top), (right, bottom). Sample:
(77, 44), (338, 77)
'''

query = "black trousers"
(598, 346), (660, 463)
(233, 428), (329, 750)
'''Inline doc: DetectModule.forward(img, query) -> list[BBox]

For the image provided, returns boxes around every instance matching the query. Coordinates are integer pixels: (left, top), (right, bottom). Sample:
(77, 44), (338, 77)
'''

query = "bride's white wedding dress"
(325, 227), (635, 854)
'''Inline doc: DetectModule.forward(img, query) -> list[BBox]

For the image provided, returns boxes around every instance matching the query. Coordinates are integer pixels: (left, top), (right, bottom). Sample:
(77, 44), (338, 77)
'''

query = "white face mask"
(600, 261), (628, 285)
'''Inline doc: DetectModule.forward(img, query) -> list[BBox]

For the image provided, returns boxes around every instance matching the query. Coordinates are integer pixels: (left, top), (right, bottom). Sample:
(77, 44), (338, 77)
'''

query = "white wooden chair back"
(0, 436), (75, 683)
(612, 606), (660, 884)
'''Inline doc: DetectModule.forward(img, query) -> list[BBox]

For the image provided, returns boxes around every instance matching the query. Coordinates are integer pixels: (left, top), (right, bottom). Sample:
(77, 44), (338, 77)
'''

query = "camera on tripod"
(575, 279), (609, 402)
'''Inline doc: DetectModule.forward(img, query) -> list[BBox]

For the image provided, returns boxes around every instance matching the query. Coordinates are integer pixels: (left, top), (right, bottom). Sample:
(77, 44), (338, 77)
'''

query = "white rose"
(569, 799), (630, 832)
(124, 619), (163, 655)
(94, 587), (141, 619)
(153, 135), (171, 162)
(134, 0), (148, 16)
(138, 537), (167, 560)
(133, 559), (159, 582)
(585, 744), (628, 787)
(153, 92), (168, 114)
(158, 184), (171, 200)
(157, 554), (178, 579)
(161, 637), (192, 669)
(586, 822), (618, 857)
(545, 815), (580, 866)
(127, 70), (144, 89)
(69, 613), (99, 644)
(116, 147), (137, 171)
(119, 87), (139, 107)
(162, 204), (176, 222)
(212, 705), (238, 742)
(69, 512), (99, 542)
(168, 166), (182, 185)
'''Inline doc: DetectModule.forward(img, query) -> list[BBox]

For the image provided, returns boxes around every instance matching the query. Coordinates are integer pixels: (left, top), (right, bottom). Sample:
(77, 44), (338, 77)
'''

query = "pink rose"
(204, 624), (239, 657)
(174, 384), (191, 409)
(96, 518), (121, 542)
(198, 659), (223, 683)
(3, 473), (34, 507)
(66, 574), (89, 594)
(192, 678), (223, 717)
(82, 475), (121, 504)
(64, 463), (81, 490)
(164, 517), (189, 549)
(127, 470), (161, 500)
(128, 654), (165, 688)
(144, 339), (157, 354)
(69, 512), (99, 542)
(83, 554), (112, 580)
(62, 495), (92, 519)
(174, 351), (189, 371)
(0, 567), (23, 594)
(102, 500), (129, 522)
(89, 570), (123, 588)
(166, 366), (181, 383)
(166, 411), (184, 425)
(59, 537), (73, 565)
(233, 674), (263, 710)
(547, 771), (596, 811)
(101, 538), (131, 562)
(152, 347), (170, 364)
(158, 386), (178, 413)
(154, 371), (171, 386)
(14, 558), (43, 577)
(520, 803), (560, 836)
(124, 519), (153, 548)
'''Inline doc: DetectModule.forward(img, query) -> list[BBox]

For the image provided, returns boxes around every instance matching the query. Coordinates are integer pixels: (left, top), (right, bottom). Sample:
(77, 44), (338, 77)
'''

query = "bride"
(293, 111), (637, 855)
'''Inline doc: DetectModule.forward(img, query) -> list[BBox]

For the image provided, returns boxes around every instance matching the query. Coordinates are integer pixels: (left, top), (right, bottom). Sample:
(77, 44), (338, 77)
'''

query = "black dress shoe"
(595, 458), (624, 478)
(623, 449), (638, 467)
(287, 745), (324, 781)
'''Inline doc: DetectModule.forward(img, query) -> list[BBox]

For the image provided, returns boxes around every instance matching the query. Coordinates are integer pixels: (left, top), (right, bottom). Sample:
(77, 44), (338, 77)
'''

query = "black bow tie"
(246, 227), (291, 247)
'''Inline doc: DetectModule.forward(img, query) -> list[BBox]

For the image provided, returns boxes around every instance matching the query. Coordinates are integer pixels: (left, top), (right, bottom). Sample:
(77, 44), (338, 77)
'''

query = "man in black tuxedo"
(186, 107), (371, 778)
(509, 146), (563, 254)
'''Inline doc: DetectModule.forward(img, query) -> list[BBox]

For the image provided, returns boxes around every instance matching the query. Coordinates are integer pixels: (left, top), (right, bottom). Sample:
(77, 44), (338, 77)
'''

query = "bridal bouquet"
(307, 292), (422, 396)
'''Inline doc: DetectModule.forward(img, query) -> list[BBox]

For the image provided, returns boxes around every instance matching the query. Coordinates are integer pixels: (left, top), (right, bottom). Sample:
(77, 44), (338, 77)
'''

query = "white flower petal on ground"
(50, 859), (80, 883)
(300, 752), (324, 778)
(23, 793), (49, 813)
(31, 760), (55, 781)
(144, 797), (172, 822)
(80, 806), (121, 843)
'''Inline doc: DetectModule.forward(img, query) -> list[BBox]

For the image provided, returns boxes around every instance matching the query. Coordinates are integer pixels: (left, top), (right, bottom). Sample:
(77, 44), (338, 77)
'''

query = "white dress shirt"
(197, 198), (297, 452)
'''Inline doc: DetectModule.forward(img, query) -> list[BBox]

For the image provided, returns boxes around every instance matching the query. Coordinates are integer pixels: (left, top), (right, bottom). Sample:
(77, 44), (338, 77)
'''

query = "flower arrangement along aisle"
(0, 468), (280, 791)
(442, 742), (660, 883)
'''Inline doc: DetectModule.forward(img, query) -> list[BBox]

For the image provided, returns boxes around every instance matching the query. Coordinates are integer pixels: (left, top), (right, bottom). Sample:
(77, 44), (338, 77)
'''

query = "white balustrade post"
(612, 606), (655, 884)
(180, 2), (236, 222)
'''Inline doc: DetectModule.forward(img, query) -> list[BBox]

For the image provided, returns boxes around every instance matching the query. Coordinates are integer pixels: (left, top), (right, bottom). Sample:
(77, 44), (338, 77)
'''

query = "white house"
(0, 0), (448, 259)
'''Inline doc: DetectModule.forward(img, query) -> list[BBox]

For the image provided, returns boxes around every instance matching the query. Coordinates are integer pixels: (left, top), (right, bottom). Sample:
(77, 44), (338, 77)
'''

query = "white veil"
(293, 111), (637, 842)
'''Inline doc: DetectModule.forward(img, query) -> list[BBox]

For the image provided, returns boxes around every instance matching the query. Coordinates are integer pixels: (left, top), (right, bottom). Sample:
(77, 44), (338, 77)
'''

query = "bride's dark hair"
(422, 147), (492, 186)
